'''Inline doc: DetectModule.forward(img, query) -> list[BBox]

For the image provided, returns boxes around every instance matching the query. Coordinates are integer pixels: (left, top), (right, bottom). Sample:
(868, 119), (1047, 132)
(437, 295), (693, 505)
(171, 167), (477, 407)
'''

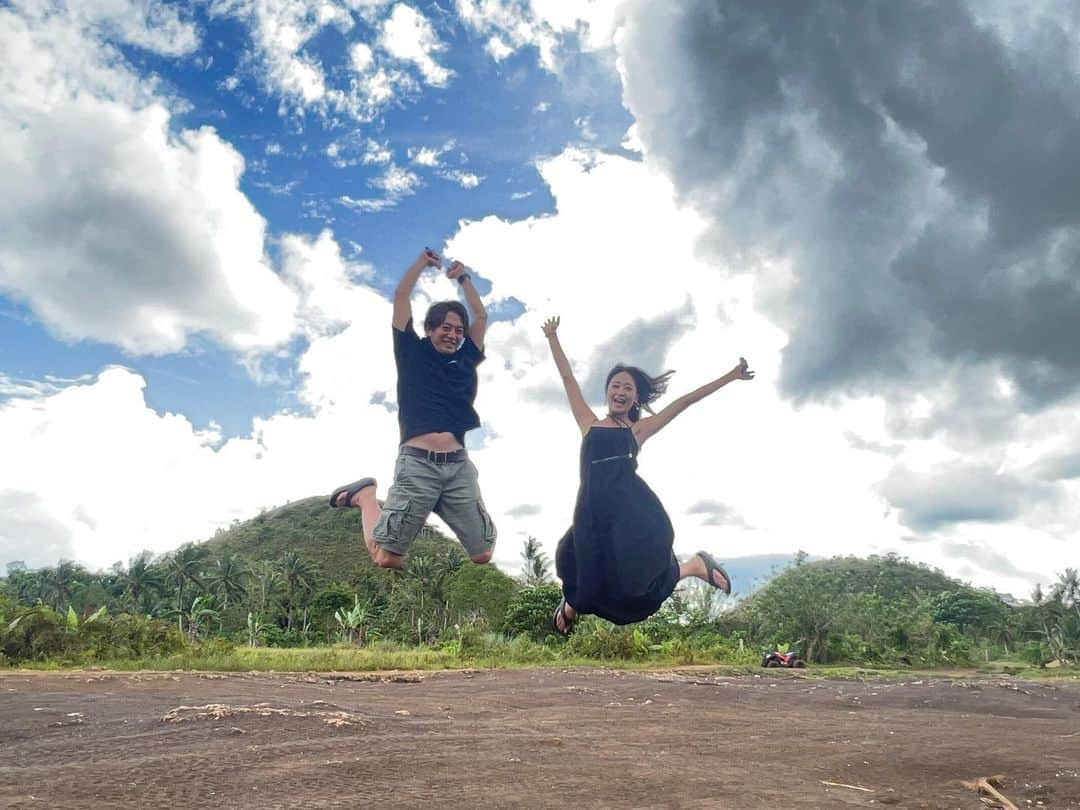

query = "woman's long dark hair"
(605, 364), (675, 422)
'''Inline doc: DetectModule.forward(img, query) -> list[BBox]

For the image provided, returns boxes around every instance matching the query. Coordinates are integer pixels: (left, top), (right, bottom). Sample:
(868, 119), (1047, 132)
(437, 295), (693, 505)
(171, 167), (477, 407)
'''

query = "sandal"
(329, 478), (376, 508)
(552, 597), (576, 637)
(697, 550), (732, 595)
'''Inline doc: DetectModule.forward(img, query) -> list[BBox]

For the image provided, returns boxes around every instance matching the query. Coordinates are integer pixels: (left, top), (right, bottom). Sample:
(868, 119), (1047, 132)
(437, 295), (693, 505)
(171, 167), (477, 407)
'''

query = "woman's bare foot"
(679, 553), (730, 592)
(553, 598), (577, 636)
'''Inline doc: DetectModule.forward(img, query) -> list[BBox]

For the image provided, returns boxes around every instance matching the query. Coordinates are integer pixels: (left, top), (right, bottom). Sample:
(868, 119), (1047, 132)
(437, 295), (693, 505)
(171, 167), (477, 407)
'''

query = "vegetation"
(1, 498), (1077, 673)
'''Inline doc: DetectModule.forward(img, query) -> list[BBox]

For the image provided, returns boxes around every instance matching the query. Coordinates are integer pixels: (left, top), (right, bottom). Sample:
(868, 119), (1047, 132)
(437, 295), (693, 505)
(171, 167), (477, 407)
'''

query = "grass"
(6, 641), (1077, 683)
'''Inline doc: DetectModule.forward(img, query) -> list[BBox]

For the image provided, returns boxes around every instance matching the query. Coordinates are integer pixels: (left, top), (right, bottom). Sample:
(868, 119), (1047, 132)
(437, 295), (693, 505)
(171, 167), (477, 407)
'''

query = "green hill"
(202, 496), (462, 581)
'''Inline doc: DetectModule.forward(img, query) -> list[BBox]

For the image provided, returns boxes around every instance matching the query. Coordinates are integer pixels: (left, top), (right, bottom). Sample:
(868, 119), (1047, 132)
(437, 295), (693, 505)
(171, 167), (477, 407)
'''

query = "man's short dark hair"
(424, 300), (470, 333)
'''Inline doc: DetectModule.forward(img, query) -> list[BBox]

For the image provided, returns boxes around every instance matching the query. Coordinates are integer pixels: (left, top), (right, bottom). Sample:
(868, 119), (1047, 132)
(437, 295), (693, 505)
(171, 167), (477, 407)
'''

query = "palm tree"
(1055, 568), (1080, 622)
(40, 560), (85, 611)
(278, 552), (318, 631)
(250, 560), (285, 617)
(209, 553), (251, 608)
(121, 551), (164, 614)
(519, 537), (551, 587)
(165, 544), (209, 633)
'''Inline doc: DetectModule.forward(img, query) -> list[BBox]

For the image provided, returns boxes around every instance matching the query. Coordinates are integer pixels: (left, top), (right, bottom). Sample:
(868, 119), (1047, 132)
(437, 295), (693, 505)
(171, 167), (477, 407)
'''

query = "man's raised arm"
(446, 261), (487, 349)
(393, 248), (441, 331)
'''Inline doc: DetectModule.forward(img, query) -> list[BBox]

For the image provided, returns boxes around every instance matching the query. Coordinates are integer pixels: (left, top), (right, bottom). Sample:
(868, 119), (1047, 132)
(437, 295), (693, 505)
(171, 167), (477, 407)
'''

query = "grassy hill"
(202, 496), (463, 582)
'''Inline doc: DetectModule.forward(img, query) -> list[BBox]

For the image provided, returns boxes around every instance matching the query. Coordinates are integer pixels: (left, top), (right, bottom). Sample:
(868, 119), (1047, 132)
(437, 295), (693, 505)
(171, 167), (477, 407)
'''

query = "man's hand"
(421, 247), (442, 268)
(542, 316), (560, 338)
(735, 356), (755, 380)
(446, 260), (466, 280)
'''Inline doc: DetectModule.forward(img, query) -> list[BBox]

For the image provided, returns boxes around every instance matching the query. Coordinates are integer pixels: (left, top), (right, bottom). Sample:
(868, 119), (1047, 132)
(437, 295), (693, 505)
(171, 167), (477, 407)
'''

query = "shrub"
(565, 619), (649, 660)
(502, 584), (563, 641)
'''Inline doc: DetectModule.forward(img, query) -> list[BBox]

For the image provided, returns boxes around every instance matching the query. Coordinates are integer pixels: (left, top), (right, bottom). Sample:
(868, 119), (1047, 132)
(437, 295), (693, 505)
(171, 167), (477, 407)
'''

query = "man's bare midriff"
(404, 431), (464, 452)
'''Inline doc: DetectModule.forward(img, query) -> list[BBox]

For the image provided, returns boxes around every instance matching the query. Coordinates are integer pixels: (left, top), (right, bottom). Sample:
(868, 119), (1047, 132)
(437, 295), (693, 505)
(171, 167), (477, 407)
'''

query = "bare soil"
(1, 667), (1077, 809)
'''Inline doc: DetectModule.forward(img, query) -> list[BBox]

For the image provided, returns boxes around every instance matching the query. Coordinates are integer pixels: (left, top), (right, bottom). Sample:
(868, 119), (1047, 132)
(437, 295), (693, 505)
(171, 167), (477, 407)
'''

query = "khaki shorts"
(372, 449), (497, 557)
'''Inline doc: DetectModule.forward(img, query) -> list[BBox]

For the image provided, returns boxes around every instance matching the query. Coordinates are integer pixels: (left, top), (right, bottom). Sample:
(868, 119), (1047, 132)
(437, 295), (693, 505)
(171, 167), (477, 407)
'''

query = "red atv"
(761, 650), (806, 668)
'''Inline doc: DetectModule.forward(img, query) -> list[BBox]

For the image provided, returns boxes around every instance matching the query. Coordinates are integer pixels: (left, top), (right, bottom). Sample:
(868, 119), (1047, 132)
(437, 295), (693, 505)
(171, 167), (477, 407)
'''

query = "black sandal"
(552, 597), (576, 637)
(697, 550), (732, 595)
(329, 478), (376, 508)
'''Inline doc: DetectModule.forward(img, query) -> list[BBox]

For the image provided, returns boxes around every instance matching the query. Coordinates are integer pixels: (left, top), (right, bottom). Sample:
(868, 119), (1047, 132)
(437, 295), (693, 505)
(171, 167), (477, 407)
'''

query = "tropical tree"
(119, 551), (164, 614)
(165, 544), (210, 633)
(208, 553), (251, 608)
(335, 595), (375, 645)
(40, 560), (85, 611)
(168, 595), (220, 643)
(278, 552), (319, 631)
(246, 611), (272, 648)
(519, 536), (552, 587)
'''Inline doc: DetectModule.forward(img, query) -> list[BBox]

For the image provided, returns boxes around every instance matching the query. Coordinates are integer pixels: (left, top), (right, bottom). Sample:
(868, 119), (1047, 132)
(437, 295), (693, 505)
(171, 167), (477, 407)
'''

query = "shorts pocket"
(374, 502), (411, 547)
(476, 500), (497, 544)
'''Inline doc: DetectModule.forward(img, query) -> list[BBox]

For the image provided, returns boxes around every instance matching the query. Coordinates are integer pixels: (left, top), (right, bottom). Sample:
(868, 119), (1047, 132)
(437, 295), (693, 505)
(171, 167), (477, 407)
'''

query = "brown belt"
(400, 446), (467, 463)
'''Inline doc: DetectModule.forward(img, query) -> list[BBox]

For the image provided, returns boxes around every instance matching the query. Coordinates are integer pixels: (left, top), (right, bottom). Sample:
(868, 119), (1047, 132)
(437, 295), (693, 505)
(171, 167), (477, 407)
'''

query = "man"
(330, 248), (496, 569)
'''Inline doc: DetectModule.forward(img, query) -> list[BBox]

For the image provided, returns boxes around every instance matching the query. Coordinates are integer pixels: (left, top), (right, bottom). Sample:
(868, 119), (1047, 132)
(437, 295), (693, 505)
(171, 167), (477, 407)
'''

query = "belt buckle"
(433, 450), (446, 463)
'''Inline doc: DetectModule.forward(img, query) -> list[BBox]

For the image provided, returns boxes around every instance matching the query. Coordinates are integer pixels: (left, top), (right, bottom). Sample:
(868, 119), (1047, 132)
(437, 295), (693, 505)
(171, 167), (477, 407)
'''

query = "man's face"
(427, 311), (465, 355)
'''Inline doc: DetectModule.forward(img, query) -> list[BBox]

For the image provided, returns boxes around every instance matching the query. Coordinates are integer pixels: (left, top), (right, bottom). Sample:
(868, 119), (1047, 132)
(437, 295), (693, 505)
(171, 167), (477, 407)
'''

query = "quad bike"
(761, 650), (806, 668)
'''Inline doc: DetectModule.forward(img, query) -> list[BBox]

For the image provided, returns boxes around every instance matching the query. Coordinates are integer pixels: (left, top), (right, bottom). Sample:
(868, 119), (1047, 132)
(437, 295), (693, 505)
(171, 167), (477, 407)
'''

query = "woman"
(542, 316), (754, 636)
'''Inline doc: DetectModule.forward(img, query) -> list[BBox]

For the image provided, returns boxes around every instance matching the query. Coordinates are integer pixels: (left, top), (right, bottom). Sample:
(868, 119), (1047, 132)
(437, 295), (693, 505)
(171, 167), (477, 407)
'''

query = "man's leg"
(369, 454), (442, 569)
(434, 459), (497, 564)
(333, 484), (381, 560)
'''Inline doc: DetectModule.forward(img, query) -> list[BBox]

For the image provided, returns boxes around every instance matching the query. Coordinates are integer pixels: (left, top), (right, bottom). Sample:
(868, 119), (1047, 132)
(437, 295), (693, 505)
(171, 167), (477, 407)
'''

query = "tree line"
(1, 538), (1077, 669)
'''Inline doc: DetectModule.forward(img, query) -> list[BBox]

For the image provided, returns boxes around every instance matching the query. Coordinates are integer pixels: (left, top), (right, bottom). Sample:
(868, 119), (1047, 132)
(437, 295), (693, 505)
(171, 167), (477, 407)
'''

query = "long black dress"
(555, 425), (679, 625)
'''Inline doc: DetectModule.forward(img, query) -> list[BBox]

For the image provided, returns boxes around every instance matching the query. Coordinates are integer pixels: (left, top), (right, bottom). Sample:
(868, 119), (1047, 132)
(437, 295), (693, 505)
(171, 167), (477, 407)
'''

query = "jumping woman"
(542, 316), (754, 636)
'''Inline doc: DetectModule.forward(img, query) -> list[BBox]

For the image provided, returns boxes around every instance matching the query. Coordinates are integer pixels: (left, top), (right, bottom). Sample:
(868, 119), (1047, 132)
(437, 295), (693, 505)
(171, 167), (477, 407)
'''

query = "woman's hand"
(735, 356), (755, 380)
(446, 260), (466, 280)
(542, 316), (560, 338)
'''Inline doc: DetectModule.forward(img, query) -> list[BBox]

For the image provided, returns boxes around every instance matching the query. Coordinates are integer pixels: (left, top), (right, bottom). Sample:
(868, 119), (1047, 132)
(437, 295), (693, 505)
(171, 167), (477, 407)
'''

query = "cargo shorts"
(372, 448), (497, 558)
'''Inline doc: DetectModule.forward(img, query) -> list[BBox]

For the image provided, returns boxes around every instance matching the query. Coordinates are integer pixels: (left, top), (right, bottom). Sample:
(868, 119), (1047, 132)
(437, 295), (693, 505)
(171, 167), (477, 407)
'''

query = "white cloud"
(349, 40), (374, 72)
(362, 138), (393, 164)
(336, 163), (420, 212)
(454, 0), (622, 72)
(378, 3), (452, 87)
(438, 169), (483, 188)
(407, 139), (454, 167)
(0, 1), (299, 356)
(369, 163), (421, 196)
(485, 34), (513, 61)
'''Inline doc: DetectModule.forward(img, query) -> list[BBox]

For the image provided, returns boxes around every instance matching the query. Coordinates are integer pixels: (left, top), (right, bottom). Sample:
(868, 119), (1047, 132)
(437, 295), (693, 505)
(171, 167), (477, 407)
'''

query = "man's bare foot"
(329, 478), (376, 509)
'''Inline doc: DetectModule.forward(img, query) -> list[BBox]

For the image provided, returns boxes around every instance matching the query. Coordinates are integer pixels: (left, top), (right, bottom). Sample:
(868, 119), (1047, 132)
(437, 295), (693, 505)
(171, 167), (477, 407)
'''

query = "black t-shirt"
(393, 319), (485, 444)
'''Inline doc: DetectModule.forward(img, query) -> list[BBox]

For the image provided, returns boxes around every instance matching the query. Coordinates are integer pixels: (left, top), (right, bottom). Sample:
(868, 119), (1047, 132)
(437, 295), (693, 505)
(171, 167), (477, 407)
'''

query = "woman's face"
(606, 371), (637, 417)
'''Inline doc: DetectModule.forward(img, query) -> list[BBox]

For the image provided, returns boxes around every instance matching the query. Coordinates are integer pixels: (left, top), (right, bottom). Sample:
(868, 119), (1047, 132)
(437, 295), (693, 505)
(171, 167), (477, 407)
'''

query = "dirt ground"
(0, 667), (1077, 810)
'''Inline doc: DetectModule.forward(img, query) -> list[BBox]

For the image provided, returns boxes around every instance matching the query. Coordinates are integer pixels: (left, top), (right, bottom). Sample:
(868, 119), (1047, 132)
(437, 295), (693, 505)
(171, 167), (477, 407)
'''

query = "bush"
(502, 584), (563, 641)
(444, 565), (518, 632)
(565, 619), (649, 660)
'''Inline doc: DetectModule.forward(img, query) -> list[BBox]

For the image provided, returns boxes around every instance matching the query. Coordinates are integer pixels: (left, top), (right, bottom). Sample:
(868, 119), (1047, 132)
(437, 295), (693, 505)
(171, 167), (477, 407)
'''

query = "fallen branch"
(962, 776), (1017, 810)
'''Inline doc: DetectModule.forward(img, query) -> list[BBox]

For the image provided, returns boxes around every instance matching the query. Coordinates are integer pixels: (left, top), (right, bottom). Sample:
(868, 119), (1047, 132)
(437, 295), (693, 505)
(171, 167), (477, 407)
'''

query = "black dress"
(555, 425), (679, 625)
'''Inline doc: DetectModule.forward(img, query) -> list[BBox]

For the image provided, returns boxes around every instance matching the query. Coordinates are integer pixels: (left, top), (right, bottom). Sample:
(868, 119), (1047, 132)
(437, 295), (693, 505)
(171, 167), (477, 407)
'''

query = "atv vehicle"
(761, 650), (806, 668)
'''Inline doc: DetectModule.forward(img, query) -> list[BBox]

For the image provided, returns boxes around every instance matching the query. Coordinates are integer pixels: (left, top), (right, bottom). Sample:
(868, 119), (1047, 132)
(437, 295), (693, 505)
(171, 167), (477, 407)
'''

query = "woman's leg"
(678, 553), (730, 591)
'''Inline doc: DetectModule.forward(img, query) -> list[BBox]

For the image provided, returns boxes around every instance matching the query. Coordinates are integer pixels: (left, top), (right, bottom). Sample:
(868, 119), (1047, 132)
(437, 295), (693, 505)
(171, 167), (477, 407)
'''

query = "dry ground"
(1, 667), (1078, 809)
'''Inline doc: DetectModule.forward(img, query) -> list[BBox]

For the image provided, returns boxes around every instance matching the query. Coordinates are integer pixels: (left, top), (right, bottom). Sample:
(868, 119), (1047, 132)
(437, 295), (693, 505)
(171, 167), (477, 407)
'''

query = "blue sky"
(2, 0), (628, 435)
(2, 0), (1078, 600)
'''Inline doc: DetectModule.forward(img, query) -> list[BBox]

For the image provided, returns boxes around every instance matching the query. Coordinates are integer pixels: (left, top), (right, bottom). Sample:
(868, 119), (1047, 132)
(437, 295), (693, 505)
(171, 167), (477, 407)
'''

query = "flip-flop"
(329, 478), (376, 509)
(697, 550), (732, 595)
(552, 597), (576, 638)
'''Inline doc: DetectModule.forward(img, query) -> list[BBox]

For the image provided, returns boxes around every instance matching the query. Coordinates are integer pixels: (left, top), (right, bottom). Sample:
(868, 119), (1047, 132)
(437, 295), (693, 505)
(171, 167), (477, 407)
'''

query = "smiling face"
(426, 311), (465, 355)
(606, 370), (637, 417)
